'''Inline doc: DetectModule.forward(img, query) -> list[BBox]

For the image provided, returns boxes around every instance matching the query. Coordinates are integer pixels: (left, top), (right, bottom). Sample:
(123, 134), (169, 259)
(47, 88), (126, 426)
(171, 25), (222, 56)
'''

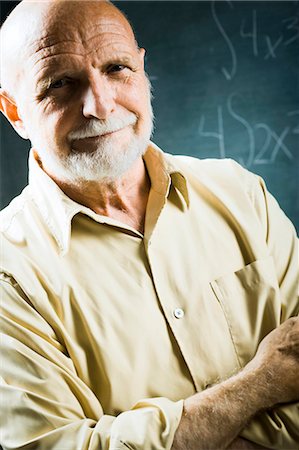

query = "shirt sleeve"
(0, 277), (183, 450)
(235, 164), (299, 449)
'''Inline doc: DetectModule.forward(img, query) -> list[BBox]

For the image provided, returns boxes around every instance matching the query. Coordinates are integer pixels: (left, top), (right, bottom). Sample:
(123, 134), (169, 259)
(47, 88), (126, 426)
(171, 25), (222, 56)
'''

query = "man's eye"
(108, 65), (127, 73)
(50, 79), (69, 89)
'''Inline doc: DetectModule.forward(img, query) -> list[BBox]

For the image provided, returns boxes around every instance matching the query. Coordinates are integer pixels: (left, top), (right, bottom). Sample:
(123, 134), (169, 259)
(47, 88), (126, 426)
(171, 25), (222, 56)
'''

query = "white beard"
(67, 133), (150, 182)
(59, 123), (152, 184)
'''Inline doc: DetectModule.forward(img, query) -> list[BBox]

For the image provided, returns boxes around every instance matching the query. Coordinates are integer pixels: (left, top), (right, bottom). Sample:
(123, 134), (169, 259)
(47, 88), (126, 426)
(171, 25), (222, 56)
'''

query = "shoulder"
(164, 153), (274, 233)
(0, 187), (32, 235)
(165, 153), (261, 195)
(0, 187), (37, 276)
(165, 153), (246, 173)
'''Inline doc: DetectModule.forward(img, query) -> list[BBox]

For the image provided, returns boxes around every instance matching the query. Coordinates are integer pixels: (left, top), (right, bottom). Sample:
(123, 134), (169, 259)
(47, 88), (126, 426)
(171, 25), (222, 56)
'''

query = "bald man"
(0, 1), (298, 449)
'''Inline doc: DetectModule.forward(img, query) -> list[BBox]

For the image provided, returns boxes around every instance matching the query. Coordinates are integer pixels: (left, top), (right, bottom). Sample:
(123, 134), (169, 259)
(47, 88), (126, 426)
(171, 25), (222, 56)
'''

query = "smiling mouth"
(69, 127), (131, 153)
(73, 127), (126, 142)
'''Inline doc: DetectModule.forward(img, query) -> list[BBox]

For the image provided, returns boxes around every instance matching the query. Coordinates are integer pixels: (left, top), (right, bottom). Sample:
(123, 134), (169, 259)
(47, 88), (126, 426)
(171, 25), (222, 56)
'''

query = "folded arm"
(172, 317), (299, 450)
(0, 277), (182, 450)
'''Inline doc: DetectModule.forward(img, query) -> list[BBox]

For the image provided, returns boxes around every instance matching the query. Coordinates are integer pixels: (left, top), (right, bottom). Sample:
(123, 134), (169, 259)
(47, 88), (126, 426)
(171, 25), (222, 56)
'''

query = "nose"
(82, 71), (115, 120)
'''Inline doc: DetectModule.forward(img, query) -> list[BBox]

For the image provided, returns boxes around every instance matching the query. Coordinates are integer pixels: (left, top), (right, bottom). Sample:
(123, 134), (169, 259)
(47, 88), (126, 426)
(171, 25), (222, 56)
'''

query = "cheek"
(52, 112), (71, 140)
(117, 76), (151, 117)
(30, 109), (72, 152)
(42, 107), (74, 146)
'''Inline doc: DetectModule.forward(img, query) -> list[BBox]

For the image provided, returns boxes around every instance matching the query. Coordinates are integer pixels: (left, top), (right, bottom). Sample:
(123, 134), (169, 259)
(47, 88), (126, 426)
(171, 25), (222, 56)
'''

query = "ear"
(138, 47), (146, 69)
(0, 89), (29, 139)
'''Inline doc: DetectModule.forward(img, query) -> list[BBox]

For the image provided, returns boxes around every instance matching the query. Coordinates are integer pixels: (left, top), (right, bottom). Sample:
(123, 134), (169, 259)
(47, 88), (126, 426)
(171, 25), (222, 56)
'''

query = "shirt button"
(173, 308), (185, 319)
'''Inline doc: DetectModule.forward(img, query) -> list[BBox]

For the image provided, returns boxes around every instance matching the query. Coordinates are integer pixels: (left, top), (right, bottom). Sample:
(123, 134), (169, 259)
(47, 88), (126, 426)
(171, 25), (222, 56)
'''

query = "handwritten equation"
(194, 1), (299, 168)
(211, 0), (299, 81)
(198, 93), (298, 168)
(146, 1), (298, 170)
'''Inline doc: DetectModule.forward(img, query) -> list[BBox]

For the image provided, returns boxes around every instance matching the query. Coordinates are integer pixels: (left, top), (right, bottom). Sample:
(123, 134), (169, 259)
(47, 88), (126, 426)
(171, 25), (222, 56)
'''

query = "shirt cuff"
(95, 397), (184, 450)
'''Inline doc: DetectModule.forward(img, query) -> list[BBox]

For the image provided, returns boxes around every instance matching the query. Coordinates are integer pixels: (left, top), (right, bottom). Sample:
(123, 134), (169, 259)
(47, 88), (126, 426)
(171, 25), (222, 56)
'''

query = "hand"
(244, 317), (299, 406)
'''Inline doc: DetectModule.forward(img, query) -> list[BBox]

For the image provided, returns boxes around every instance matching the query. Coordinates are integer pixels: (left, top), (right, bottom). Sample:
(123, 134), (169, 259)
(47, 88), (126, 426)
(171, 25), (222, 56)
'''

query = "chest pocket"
(210, 256), (281, 367)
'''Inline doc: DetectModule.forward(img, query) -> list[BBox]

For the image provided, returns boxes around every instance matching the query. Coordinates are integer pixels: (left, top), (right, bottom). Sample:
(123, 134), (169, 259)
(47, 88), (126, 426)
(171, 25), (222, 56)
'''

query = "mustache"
(68, 113), (138, 141)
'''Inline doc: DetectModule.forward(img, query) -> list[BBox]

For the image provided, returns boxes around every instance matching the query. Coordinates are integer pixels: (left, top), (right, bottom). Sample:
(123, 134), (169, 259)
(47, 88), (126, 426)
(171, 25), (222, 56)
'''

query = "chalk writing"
(198, 107), (225, 158)
(264, 35), (283, 60)
(254, 124), (272, 164)
(288, 110), (299, 135)
(283, 16), (299, 46)
(227, 93), (255, 167)
(198, 94), (295, 167)
(211, 0), (237, 81)
(254, 125), (292, 164)
(212, 2), (299, 79)
(240, 9), (258, 57)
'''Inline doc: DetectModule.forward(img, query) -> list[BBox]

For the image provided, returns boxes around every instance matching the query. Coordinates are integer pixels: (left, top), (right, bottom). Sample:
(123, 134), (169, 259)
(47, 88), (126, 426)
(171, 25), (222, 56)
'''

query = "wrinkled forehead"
(1, 0), (137, 94)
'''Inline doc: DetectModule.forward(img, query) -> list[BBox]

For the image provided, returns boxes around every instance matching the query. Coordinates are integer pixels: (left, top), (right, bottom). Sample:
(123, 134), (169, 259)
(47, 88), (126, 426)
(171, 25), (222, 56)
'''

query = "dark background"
(1, 1), (298, 230)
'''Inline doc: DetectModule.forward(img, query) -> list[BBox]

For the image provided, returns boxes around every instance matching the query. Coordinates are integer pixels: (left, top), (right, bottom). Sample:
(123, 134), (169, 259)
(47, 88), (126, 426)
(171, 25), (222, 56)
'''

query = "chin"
(40, 133), (151, 185)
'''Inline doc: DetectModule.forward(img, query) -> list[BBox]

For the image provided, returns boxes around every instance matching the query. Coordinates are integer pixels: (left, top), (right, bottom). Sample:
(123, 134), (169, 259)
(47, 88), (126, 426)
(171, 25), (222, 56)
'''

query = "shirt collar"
(143, 142), (189, 207)
(28, 142), (189, 255)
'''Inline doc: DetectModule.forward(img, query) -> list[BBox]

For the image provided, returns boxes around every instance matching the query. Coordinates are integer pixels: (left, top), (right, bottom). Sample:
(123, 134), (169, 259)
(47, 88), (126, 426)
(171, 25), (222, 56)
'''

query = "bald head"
(0, 0), (137, 98)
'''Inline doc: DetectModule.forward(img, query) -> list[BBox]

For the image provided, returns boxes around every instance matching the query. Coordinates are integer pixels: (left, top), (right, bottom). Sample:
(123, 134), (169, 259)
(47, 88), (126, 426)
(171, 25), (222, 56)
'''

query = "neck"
(51, 156), (151, 234)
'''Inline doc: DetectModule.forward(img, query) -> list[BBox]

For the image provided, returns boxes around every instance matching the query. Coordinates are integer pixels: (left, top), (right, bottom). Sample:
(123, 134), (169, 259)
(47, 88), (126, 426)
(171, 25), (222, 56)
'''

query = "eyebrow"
(36, 71), (71, 93)
(104, 55), (135, 66)
(35, 52), (137, 93)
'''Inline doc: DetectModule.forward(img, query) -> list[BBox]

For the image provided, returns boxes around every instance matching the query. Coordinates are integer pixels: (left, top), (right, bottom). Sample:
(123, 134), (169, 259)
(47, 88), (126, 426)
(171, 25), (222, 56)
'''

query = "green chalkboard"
(1, 1), (298, 230)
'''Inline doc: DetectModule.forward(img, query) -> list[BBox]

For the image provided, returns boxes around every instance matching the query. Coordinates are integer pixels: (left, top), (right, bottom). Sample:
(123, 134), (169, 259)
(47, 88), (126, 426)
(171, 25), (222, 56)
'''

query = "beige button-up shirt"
(0, 143), (298, 449)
